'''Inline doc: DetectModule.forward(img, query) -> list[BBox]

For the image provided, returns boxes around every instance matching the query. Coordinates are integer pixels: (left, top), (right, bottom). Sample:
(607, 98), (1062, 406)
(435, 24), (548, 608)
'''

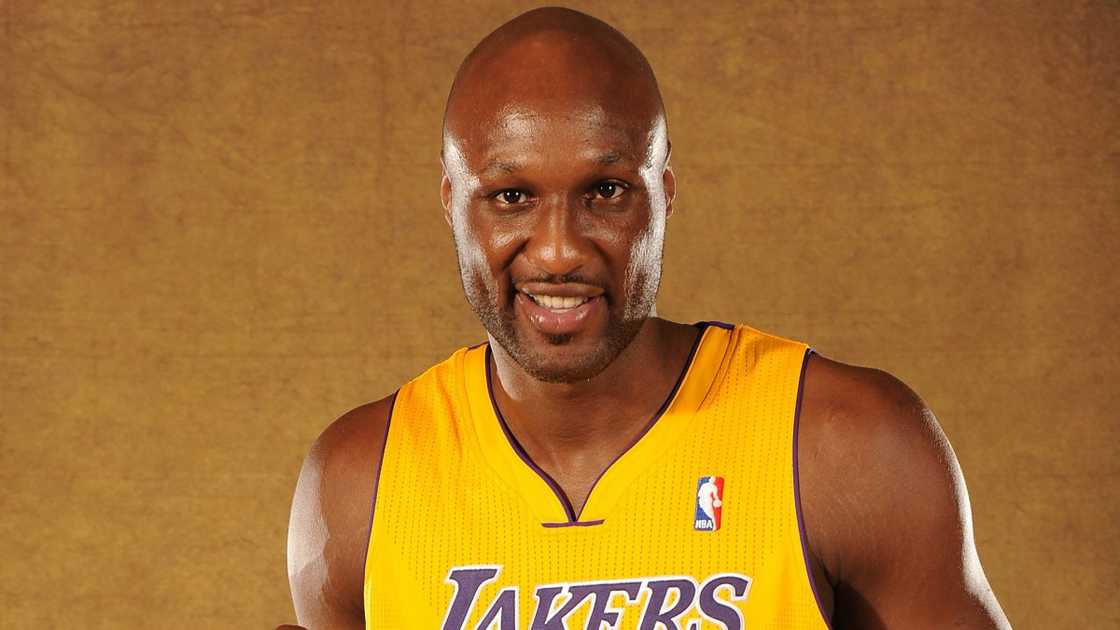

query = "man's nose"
(522, 199), (592, 278)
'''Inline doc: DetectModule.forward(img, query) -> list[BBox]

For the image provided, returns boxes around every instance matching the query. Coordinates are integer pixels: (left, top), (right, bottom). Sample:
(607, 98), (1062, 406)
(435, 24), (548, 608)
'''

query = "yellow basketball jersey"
(364, 322), (829, 629)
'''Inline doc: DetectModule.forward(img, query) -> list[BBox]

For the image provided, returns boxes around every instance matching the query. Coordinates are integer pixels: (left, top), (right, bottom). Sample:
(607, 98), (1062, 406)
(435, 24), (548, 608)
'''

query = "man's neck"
(487, 317), (700, 502)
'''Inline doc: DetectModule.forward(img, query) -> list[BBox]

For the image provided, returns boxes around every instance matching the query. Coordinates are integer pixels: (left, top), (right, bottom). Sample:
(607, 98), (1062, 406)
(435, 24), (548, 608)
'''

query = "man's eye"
(593, 182), (625, 200)
(497, 190), (527, 204)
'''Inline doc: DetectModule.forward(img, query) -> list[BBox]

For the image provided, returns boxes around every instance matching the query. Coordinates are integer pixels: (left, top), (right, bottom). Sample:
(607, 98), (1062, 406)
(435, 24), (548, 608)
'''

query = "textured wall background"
(1, 1), (1116, 628)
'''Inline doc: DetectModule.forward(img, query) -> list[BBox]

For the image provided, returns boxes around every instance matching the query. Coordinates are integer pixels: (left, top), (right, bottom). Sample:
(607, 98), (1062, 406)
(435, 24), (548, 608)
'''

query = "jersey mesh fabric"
(364, 323), (829, 629)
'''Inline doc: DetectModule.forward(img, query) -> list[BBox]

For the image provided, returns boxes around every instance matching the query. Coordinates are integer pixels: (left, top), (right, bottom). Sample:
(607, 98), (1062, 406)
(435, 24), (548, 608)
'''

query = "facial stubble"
(453, 239), (660, 384)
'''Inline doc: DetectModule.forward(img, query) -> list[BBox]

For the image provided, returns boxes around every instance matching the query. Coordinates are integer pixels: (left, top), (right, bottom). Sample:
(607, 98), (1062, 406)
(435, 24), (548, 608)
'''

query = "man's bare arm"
(800, 355), (1012, 629)
(282, 397), (393, 629)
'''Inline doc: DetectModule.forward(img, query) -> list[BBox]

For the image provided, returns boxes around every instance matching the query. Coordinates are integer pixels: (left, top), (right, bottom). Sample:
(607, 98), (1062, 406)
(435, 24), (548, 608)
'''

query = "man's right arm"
(282, 396), (394, 630)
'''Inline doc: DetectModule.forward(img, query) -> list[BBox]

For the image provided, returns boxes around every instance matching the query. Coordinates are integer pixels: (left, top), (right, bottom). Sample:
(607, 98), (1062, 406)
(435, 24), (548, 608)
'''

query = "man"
(280, 7), (1011, 629)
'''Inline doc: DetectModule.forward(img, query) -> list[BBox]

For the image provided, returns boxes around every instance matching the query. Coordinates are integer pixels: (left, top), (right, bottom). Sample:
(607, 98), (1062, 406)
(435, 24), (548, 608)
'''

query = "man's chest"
(365, 453), (811, 629)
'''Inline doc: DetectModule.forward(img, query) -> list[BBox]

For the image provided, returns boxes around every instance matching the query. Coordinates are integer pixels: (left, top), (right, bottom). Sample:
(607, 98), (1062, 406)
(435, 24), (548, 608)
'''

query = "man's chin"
(488, 308), (646, 384)
(507, 334), (615, 384)
(520, 355), (611, 384)
(540, 332), (575, 346)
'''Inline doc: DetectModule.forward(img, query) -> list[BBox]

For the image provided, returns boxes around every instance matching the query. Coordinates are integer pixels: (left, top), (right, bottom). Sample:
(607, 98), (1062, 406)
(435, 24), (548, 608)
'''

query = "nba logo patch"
(694, 476), (724, 531)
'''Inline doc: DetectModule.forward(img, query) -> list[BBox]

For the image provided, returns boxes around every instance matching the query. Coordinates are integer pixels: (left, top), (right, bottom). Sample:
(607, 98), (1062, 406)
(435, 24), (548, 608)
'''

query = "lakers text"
(441, 566), (753, 630)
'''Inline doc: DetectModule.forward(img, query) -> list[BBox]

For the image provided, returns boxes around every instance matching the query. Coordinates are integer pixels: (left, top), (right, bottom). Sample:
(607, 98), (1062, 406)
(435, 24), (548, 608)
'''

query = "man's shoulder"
(798, 353), (969, 582)
(309, 342), (483, 464)
(799, 353), (949, 500)
(801, 353), (930, 437)
(309, 395), (395, 472)
(316, 339), (479, 440)
(295, 394), (396, 526)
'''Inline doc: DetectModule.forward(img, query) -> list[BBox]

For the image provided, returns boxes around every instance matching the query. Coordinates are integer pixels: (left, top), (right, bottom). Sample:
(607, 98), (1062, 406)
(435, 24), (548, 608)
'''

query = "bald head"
(442, 7), (667, 160)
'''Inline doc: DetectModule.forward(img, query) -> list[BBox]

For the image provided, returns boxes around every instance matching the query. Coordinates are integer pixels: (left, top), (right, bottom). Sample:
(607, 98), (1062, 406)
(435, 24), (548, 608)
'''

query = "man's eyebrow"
(483, 159), (520, 175)
(597, 151), (628, 166)
(481, 151), (634, 175)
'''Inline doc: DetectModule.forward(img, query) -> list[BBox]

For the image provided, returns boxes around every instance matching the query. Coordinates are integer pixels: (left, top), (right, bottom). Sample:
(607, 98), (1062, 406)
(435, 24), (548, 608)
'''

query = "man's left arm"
(799, 356), (1012, 629)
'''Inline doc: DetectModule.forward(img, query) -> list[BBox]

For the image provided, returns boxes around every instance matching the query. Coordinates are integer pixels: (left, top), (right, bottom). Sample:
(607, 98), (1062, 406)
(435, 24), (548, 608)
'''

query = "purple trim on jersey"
(792, 349), (835, 629)
(694, 319), (735, 330)
(362, 391), (398, 586)
(541, 519), (606, 528)
(485, 347), (579, 521)
(484, 323), (708, 525)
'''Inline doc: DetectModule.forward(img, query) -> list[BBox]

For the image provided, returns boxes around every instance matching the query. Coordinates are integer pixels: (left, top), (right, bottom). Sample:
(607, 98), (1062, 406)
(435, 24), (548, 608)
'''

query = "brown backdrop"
(2, 1), (1116, 628)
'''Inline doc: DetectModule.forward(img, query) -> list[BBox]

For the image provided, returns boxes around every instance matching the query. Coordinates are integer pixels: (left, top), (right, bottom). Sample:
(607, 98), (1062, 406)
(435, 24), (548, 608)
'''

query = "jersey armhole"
(792, 348), (836, 630)
(361, 390), (398, 624)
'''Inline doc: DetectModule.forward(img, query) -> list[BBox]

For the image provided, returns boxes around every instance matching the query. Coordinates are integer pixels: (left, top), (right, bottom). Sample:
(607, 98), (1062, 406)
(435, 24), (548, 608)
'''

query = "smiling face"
(441, 11), (674, 383)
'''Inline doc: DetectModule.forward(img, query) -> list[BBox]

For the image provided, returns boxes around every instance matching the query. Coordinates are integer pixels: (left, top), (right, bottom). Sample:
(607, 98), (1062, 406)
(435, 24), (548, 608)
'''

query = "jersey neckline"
(461, 322), (736, 526)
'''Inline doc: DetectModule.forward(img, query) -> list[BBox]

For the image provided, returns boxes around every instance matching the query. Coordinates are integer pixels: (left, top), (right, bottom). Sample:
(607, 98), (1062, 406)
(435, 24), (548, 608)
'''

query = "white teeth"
(527, 293), (590, 310)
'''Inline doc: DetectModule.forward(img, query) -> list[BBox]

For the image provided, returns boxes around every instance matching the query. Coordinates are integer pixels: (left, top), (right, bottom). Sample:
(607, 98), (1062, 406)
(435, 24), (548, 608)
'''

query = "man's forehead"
(446, 103), (662, 170)
(479, 149), (638, 179)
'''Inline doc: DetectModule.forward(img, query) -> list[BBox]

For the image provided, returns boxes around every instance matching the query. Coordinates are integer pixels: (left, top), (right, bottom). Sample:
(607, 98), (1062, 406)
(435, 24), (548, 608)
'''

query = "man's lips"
(514, 281), (605, 300)
(514, 288), (606, 336)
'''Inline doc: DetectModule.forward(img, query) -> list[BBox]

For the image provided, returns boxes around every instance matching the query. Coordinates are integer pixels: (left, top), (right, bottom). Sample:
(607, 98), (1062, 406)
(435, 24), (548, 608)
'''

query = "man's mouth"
(514, 286), (606, 336)
(521, 292), (593, 311)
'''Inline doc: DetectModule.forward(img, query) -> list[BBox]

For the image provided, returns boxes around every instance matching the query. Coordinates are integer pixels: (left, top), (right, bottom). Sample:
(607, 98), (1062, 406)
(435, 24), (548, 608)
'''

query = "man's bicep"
(286, 399), (392, 629)
(286, 441), (366, 628)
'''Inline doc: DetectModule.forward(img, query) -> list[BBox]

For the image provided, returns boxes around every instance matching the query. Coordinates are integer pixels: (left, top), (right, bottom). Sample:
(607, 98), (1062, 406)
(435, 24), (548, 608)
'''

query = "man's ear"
(440, 155), (453, 227)
(662, 141), (676, 219)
